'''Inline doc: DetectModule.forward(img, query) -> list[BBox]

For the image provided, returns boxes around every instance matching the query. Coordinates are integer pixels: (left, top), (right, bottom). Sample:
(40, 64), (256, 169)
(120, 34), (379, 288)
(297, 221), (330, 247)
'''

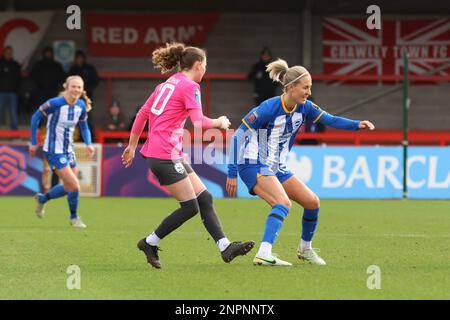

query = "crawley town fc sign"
(323, 18), (450, 77)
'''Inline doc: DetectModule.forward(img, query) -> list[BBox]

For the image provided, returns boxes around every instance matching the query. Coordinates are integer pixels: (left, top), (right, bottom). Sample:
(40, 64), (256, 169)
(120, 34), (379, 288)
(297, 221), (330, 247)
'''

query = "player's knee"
(277, 197), (292, 209)
(180, 198), (200, 218)
(305, 195), (320, 210)
(65, 181), (80, 192)
(197, 189), (213, 207)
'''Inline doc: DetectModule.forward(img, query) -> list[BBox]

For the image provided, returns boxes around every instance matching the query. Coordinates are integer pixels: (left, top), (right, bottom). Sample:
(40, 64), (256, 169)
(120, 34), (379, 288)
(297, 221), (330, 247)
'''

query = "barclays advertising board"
(275, 146), (450, 199)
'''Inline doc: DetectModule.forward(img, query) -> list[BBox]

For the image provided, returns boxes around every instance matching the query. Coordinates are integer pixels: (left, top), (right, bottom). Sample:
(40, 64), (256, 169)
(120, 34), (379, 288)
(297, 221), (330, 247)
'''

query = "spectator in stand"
(68, 50), (100, 141)
(102, 100), (127, 131)
(0, 46), (21, 130)
(68, 50), (100, 99)
(248, 46), (279, 105)
(30, 46), (66, 106)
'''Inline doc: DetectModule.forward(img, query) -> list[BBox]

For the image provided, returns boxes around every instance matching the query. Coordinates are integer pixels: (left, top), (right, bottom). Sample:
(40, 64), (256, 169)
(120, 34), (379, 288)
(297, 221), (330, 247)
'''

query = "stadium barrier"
(3, 129), (450, 146)
(94, 129), (450, 146)
(1, 143), (449, 199)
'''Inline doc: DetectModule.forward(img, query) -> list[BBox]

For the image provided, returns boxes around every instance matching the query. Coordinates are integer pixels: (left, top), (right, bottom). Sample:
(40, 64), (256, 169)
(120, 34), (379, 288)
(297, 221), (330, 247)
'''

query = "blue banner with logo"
(255, 146), (449, 199)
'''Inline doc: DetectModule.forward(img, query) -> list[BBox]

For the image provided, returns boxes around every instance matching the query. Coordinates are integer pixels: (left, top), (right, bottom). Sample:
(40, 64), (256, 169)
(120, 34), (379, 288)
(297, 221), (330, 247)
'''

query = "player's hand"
(29, 145), (38, 158)
(86, 145), (95, 158)
(122, 146), (135, 168)
(218, 116), (231, 130)
(359, 120), (375, 130)
(226, 177), (238, 198)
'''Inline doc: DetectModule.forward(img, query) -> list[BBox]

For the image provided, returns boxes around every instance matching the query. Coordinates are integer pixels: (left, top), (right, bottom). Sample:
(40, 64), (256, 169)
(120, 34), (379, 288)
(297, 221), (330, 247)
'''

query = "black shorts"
(145, 157), (194, 186)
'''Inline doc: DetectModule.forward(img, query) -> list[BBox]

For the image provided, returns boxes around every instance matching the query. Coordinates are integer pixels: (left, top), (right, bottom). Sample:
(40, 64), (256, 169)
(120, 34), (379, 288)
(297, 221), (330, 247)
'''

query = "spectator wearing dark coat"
(30, 46), (65, 105)
(68, 50), (100, 99)
(0, 46), (21, 130)
(248, 46), (279, 105)
(69, 50), (100, 141)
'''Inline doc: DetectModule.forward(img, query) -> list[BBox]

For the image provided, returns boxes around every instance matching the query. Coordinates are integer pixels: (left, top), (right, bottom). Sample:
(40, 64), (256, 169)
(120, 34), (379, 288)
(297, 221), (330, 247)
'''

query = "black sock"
(154, 198), (199, 239)
(197, 190), (226, 242)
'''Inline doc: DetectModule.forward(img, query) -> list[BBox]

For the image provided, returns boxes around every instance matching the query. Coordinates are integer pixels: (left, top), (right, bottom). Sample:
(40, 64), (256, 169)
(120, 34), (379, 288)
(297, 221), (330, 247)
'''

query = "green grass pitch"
(1, 197), (449, 299)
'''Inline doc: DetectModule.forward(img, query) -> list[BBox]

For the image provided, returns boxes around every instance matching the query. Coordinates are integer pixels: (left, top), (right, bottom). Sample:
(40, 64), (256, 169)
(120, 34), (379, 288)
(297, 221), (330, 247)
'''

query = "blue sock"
(262, 204), (290, 244)
(39, 184), (67, 203)
(67, 191), (79, 219)
(302, 208), (319, 242)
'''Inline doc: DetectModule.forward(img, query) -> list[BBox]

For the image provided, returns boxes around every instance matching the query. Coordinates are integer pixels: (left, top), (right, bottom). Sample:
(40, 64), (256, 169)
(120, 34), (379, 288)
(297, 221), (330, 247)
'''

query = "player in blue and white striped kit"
(29, 75), (94, 228)
(227, 59), (375, 266)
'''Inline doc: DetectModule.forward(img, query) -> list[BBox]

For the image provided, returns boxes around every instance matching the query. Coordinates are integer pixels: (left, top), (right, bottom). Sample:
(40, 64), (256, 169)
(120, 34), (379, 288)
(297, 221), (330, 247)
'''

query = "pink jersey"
(131, 72), (212, 160)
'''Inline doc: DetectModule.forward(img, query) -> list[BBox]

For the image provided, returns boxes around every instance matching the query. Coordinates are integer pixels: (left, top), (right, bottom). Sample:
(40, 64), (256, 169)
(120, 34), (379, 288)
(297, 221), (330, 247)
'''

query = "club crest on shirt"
(195, 90), (201, 104)
(247, 111), (258, 123)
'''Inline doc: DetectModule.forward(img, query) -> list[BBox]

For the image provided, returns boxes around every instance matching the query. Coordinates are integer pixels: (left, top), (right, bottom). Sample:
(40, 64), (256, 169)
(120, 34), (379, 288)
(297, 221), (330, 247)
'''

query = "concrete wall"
(29, 11), (450, 130)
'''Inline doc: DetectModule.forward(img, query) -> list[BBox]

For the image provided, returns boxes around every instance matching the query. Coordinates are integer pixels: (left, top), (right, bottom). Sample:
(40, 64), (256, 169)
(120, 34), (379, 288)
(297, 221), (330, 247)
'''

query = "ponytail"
(81, 90), (92, 112)
(266, 58), (289, 84)
(152, 42), (206, 74)
(266, 58), (310, 91)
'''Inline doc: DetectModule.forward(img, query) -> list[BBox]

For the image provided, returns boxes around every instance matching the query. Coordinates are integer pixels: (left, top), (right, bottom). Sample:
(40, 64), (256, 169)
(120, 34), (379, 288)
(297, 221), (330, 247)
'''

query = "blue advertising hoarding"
(272, 146), (450, 199)
(1, 144), (449, 199)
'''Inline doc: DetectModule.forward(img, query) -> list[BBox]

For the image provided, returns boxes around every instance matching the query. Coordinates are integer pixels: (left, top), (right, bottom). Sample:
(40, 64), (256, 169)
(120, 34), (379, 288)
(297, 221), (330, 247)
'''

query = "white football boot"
(253, 254), (292, 266)
(71, 217), (87, 229)
(297, 248), (326, 265)
(34, 193), (45, 218)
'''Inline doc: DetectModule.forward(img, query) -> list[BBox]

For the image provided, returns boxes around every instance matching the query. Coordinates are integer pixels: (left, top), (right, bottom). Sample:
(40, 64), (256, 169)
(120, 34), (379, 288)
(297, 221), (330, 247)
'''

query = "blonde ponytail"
(266, 58), (289, 83)
(81, 90), (92, 112)
(266, 58), (310, 92)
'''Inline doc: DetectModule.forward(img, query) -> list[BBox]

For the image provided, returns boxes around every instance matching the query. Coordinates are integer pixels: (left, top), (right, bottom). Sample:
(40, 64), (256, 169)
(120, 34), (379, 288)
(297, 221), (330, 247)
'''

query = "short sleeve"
(184, 83), (202, 110)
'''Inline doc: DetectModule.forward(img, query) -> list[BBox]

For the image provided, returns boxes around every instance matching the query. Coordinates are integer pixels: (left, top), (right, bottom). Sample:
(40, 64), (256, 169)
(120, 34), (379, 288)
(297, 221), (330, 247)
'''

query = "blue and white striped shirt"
(38, 96), (88, 154)
(227, 96), (360, 178)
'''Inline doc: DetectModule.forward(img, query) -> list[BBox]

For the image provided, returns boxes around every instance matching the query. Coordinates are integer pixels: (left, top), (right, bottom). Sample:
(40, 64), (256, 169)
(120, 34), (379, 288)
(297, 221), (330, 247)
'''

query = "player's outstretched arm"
(212, 116), (231, 129)
(358, 120), (375, 130)
(188, 108), (230, 130)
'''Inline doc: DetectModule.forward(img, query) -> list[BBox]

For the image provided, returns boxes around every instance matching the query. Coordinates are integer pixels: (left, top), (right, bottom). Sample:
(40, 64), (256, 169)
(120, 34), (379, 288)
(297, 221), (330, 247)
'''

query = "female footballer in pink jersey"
(122, 43), (254, 269)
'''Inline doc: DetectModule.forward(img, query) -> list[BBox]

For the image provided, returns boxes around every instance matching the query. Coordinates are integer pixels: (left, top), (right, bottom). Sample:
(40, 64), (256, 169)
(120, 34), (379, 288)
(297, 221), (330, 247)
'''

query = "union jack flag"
(322, 18), (450, 80)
